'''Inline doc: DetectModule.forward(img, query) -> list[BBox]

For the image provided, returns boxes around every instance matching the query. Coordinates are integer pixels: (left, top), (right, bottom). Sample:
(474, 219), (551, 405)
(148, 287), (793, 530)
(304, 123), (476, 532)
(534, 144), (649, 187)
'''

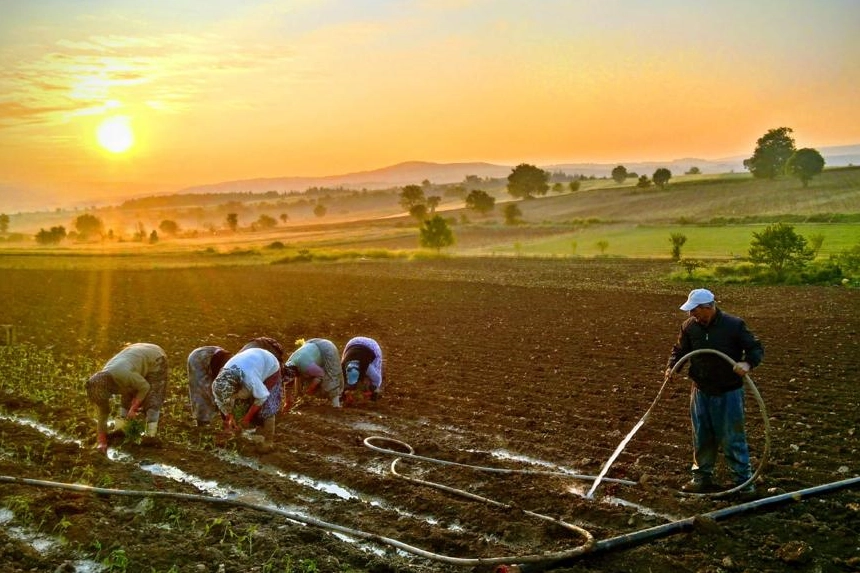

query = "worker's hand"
(362, 390), (374, 401)
(240, 404), (262, 428)
(96, 432), (108, 455)
(224, 414), (240, 432)
(733, 361), (751, 377)
(126, 397), (143, 419)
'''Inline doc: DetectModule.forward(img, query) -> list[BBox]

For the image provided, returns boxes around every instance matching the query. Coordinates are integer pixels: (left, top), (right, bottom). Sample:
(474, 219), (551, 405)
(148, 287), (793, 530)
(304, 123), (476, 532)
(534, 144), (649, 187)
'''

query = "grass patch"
(481, 223), (859, 259)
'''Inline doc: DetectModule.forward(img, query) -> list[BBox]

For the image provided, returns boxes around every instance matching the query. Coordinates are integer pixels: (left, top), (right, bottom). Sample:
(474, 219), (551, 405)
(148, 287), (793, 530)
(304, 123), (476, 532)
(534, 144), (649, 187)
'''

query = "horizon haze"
(1, 1), (859, 212)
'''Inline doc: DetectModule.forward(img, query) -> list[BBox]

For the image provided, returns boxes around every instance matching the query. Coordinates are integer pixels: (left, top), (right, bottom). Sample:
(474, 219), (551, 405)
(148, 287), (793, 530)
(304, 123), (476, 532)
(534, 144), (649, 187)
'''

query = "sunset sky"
(1, 0), (859, 209)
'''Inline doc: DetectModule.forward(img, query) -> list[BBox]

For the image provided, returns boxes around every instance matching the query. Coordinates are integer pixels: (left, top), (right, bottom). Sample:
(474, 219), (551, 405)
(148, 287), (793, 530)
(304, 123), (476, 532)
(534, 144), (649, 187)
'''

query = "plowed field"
(1, 258), (858, 573)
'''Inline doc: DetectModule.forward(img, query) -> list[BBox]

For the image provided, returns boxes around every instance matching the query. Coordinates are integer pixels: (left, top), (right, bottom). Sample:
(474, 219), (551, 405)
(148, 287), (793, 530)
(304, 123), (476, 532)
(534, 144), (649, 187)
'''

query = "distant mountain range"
(3, 145), (859, 213)
(178, 144), (860, 195)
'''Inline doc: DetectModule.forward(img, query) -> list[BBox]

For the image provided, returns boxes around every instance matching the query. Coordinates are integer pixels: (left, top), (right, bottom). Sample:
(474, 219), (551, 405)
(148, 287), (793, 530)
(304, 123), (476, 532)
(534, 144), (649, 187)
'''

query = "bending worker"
(341, 336), (384, 405)
(212, 347), (283, 452)
(86, 342), (169, 454)
(187, 345), (233, 427)
(285, 338), (344, 407)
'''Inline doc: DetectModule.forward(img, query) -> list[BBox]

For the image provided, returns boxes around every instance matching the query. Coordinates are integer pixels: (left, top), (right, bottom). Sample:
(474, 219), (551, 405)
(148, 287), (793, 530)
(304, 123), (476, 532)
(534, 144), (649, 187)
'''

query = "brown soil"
(0, 258), (858, 573)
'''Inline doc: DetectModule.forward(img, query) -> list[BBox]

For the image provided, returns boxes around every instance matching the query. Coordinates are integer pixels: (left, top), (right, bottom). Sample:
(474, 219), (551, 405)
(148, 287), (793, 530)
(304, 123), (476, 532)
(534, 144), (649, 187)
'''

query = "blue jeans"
(690, 386), (751, 483)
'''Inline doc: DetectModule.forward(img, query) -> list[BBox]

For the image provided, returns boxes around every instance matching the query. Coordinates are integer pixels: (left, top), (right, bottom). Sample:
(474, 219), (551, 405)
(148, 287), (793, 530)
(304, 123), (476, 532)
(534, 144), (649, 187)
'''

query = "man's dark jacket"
(668, 308), (764, 395)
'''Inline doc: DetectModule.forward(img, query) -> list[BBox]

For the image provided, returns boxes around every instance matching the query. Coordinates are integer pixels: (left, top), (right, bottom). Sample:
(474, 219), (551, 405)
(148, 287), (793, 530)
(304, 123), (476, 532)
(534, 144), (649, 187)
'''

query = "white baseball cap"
(680, 288), (715, 311)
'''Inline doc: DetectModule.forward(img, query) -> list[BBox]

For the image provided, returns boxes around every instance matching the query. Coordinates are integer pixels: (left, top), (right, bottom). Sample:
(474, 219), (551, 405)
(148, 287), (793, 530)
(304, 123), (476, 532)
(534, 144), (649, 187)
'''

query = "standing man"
(665, 288), (764, 494)
(87, 342), (169, 454)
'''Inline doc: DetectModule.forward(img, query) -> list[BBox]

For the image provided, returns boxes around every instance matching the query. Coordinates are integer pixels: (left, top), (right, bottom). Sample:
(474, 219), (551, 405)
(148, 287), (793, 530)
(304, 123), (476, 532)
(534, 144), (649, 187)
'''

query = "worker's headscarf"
(212, 365), (243, 416)
(86, 371), (117, 405)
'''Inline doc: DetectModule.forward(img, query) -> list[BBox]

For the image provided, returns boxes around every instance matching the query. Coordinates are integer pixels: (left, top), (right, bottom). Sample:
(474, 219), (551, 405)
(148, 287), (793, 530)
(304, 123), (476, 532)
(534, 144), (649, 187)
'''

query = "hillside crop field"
(3, 167), (859, 262)
(0, 257), (858, 573)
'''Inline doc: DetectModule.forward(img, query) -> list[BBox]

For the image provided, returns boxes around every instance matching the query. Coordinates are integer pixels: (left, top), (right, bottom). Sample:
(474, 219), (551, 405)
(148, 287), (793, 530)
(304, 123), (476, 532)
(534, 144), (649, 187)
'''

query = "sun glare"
(96, 116), (134, 154)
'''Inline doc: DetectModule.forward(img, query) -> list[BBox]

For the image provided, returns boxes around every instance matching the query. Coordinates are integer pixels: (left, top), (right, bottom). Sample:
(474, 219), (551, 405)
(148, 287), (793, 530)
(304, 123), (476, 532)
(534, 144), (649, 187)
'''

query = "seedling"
(162, 504), (184, 528)
(53, 515), (72, 535)
(103, 548), (130, 572)
(122, 418), (146, 445)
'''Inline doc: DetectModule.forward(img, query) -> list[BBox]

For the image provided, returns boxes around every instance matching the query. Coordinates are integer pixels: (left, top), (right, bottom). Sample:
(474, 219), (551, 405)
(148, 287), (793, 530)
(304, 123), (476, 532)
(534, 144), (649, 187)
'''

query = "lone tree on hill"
(256, 214), (277, 229)
(35, 226), (66, 245)
(409, 204), (428, 222)
(503, 203), (523, 225)
(74, 213), (104, 239)
(419, 215), (454, 251)
(0, 213), (9, 233)
(786, 148), (825, 187)
(465, 189), (495, 215)
(636, 175), (651, 188)
(426, 196), (441, 215)
(611, 165), (628, 184)
(226, 213), (239, 231)
(653, 168), (672, 188)
(399, 184), (426, 212)
(669, 232), (687, 261)
(744, 127), (796, 179)
(507, 164), (549, 199)
(159, 220), (180, 236)
(748, 222), (814, 280)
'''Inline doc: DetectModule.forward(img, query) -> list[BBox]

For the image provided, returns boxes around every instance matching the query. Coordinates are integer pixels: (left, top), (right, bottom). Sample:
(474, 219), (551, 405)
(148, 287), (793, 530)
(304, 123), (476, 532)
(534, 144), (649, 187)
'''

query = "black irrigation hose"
(587, 348), (771, 499)
(499, 475), (860, 573)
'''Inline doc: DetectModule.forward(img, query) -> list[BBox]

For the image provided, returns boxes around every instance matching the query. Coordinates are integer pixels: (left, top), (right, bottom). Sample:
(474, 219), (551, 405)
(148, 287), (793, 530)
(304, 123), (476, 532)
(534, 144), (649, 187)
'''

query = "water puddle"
(563, 485), (670, 521)
(467, 447), (585, 476)
(0, 507), (103, 572)
(138, 462), (238, 499)
(604, 496), (680, 522)
(350, 420), (390, 433)
(216, 450), (465, 532)
(0, 413), (82, 446)
(135, 457), (416, 557)
(0, 413), (132, 460)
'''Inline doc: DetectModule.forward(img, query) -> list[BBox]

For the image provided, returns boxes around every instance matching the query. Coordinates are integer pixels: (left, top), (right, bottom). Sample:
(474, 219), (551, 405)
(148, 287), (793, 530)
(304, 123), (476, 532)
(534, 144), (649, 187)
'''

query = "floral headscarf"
(212, 365), (243, 416)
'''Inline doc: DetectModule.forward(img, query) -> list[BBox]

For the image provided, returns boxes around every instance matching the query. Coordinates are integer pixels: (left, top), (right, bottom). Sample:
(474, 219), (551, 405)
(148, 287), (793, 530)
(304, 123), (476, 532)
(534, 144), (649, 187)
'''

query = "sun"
(96, 116), (135, 153)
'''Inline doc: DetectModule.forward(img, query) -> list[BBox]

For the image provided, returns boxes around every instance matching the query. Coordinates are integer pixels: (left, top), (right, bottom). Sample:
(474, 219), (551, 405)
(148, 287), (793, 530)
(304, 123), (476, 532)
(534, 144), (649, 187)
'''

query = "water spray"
(586, 348), (771, 499)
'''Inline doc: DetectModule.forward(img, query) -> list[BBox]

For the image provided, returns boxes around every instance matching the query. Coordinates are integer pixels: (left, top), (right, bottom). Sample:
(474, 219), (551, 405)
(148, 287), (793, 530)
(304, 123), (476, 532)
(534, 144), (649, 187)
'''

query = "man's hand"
(733, 361), (751, 377)
(664, 367), (674, 380)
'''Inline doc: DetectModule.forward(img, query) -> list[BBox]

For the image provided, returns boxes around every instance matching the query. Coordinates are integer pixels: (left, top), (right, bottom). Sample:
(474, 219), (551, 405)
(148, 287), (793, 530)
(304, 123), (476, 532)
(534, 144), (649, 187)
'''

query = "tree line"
(0, 125), (830, 249)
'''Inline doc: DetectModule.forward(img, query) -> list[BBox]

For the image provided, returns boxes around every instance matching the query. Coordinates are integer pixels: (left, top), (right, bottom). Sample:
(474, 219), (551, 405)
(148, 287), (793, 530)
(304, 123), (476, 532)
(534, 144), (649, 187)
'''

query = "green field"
(1, 166), (858, 266)
(472, 223), (860, 259)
